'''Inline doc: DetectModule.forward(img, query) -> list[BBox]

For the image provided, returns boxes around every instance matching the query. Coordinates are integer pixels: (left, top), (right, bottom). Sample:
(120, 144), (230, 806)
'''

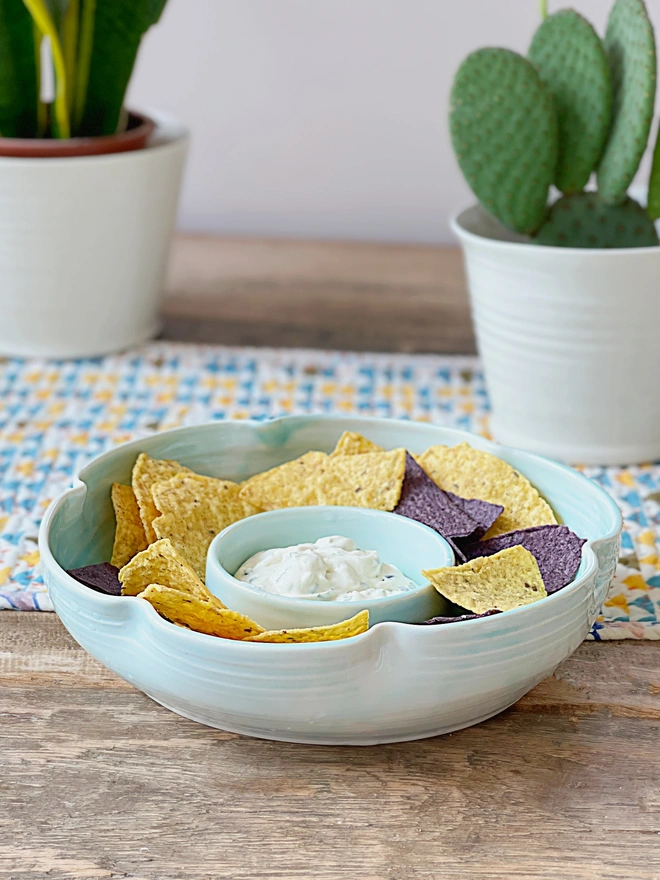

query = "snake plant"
(0, 0), (168, 139)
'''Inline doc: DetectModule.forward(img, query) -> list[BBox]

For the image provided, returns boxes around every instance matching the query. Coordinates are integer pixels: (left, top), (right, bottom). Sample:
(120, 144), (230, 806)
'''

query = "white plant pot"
(0, 113), (188, 358)
(453, 204), (660, 466)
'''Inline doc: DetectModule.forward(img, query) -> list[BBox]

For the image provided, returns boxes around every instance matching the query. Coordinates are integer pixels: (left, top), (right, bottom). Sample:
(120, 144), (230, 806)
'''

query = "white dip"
(235, 535), (416, 602)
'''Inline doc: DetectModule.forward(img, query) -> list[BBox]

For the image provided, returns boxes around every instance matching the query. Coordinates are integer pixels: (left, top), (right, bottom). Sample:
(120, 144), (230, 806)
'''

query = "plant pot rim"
(451, 203), (660, 257)
(0, 110), (156, 159)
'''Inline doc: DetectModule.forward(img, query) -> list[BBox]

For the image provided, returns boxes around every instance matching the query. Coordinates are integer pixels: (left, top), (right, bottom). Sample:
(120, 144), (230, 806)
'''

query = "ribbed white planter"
(0, 113), (188, 359)
(453, 204), (660, 466)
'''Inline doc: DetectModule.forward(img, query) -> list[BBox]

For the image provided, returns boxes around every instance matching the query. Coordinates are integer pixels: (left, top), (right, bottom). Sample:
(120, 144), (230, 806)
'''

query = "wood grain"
(2, 613), (660, 880)
(162, 236), (474, 354)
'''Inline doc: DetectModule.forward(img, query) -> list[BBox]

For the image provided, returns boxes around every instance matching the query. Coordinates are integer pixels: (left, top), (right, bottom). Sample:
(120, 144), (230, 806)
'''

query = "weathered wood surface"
(1, 235), (657, 877)
(162, 236), (474, 354)
(2, 612), (659, 880)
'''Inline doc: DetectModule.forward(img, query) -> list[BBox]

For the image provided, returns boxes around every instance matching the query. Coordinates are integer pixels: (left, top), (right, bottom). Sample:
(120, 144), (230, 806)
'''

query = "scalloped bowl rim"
(39, 415), (622, 653)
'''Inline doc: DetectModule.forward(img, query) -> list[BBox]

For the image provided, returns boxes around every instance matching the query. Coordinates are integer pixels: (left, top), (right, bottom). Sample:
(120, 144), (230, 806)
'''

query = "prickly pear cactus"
(528, 10), (612, 195)
(450, 48), (558, 235)
(534, 192), (659, 247)
(598, 0), (657, 205)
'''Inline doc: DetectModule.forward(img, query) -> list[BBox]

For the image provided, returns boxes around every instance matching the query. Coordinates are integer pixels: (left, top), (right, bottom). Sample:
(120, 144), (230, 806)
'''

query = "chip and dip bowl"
(40, 416), (622, 745)
(207, 506), (454, 630)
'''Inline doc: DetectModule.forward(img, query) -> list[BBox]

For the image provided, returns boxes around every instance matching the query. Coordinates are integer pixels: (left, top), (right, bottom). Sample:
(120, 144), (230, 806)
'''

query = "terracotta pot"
(0, 111), (155, 158)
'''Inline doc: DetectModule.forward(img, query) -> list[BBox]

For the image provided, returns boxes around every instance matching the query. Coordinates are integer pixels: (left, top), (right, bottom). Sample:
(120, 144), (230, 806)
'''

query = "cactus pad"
(597, 0), (657, 205)
(529, 10), (612, 194)
(450, 48), (558, 234)
(534, 192), (659, 248)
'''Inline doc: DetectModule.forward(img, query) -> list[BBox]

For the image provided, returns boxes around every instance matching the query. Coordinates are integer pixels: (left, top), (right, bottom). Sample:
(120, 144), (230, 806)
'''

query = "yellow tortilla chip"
(119, 537), (216, 601)
(239, 451), (328, 508)
(152, 474), (260, 580)
(417, 442), (557, 537)
(330, 431), (384, 456)
(323, 449), (406, 509)
(139, 584), (263, 640)
(423, 545), (547, 614)
(110, 483), (148, 569)
(239, 449), (406, 511)
(245, 609), (369, 643)
(132, 453), (195, 544)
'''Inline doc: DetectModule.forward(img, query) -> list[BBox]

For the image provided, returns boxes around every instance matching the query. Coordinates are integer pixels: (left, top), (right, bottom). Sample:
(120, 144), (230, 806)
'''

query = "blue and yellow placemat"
(0, 341), (657, 639)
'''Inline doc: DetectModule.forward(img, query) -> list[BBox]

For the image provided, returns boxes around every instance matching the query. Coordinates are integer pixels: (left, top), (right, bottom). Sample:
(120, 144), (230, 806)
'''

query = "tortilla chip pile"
(329, 433), (584, 618)
(68, 430), (585, 639)
(417, 443), (557, 539)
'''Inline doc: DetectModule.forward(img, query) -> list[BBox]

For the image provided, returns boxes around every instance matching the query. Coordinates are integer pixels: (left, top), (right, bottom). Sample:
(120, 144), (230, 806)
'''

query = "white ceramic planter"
(453, 204), (660, 466)
(0, 112), (188, 358)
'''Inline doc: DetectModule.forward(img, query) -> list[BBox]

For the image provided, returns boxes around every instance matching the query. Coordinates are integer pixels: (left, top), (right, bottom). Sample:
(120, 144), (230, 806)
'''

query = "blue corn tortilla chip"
(396, 454), (477, 536)
(395, 454), (474, 560)
(462, 525), (585, 594)
(394, 454), (502, 560)
(67, 562), (121, 595)
(420, 609), (501, 625)
(446, 493), (504, 540)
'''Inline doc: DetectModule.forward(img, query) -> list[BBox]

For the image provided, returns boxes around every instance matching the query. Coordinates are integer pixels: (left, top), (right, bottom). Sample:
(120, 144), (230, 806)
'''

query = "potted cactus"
(0, 0), (188, 358)
(451, 0), (660, 466)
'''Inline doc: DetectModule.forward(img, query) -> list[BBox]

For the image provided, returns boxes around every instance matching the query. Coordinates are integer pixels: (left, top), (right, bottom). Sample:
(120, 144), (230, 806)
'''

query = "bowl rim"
(207, 505), (455, 609)
(451, 203), (660, 257)
(39, 415), (622, 650)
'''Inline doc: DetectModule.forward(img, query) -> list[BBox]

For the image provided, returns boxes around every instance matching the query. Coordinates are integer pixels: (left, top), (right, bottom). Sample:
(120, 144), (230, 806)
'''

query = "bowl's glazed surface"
(40, 416), (622, 744)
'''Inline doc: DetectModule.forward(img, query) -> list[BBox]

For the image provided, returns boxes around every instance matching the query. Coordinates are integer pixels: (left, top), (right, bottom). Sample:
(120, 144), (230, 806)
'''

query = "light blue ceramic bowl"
(40, 416), (622, 745)
(207, 506), (454, 630)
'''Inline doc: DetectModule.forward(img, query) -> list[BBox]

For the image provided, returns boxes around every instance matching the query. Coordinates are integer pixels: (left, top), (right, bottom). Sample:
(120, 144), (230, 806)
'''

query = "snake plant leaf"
(44, 0), (70, 30)
(20, 0), (70, 137)
(74, 0), (169, 137)
(146, 0), (167, 24)
(61, 0), (79, 114)
(37, 0), (77, 113)
(0, 0), (39, 137)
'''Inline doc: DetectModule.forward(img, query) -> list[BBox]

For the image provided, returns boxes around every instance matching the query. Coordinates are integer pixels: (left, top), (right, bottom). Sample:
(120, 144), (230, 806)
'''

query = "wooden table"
(2, 236), (658, 880)
(162, 235), (475, 354)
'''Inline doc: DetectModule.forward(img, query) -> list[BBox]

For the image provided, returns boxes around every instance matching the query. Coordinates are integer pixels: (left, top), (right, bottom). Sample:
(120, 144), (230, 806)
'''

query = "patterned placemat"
(0, 341), (657, 639)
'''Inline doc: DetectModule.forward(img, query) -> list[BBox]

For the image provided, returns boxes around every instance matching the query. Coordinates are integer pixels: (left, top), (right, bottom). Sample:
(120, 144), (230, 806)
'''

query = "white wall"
(128, 0), (658, 244)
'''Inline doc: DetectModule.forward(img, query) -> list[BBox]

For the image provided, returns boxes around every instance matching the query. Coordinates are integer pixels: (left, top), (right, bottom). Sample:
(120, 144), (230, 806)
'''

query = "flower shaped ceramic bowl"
(40, 416), (622, 745)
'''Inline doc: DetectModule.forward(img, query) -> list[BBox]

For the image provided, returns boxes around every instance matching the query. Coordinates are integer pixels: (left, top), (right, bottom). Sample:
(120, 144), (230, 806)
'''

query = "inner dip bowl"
(206, 506), (455, 630)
